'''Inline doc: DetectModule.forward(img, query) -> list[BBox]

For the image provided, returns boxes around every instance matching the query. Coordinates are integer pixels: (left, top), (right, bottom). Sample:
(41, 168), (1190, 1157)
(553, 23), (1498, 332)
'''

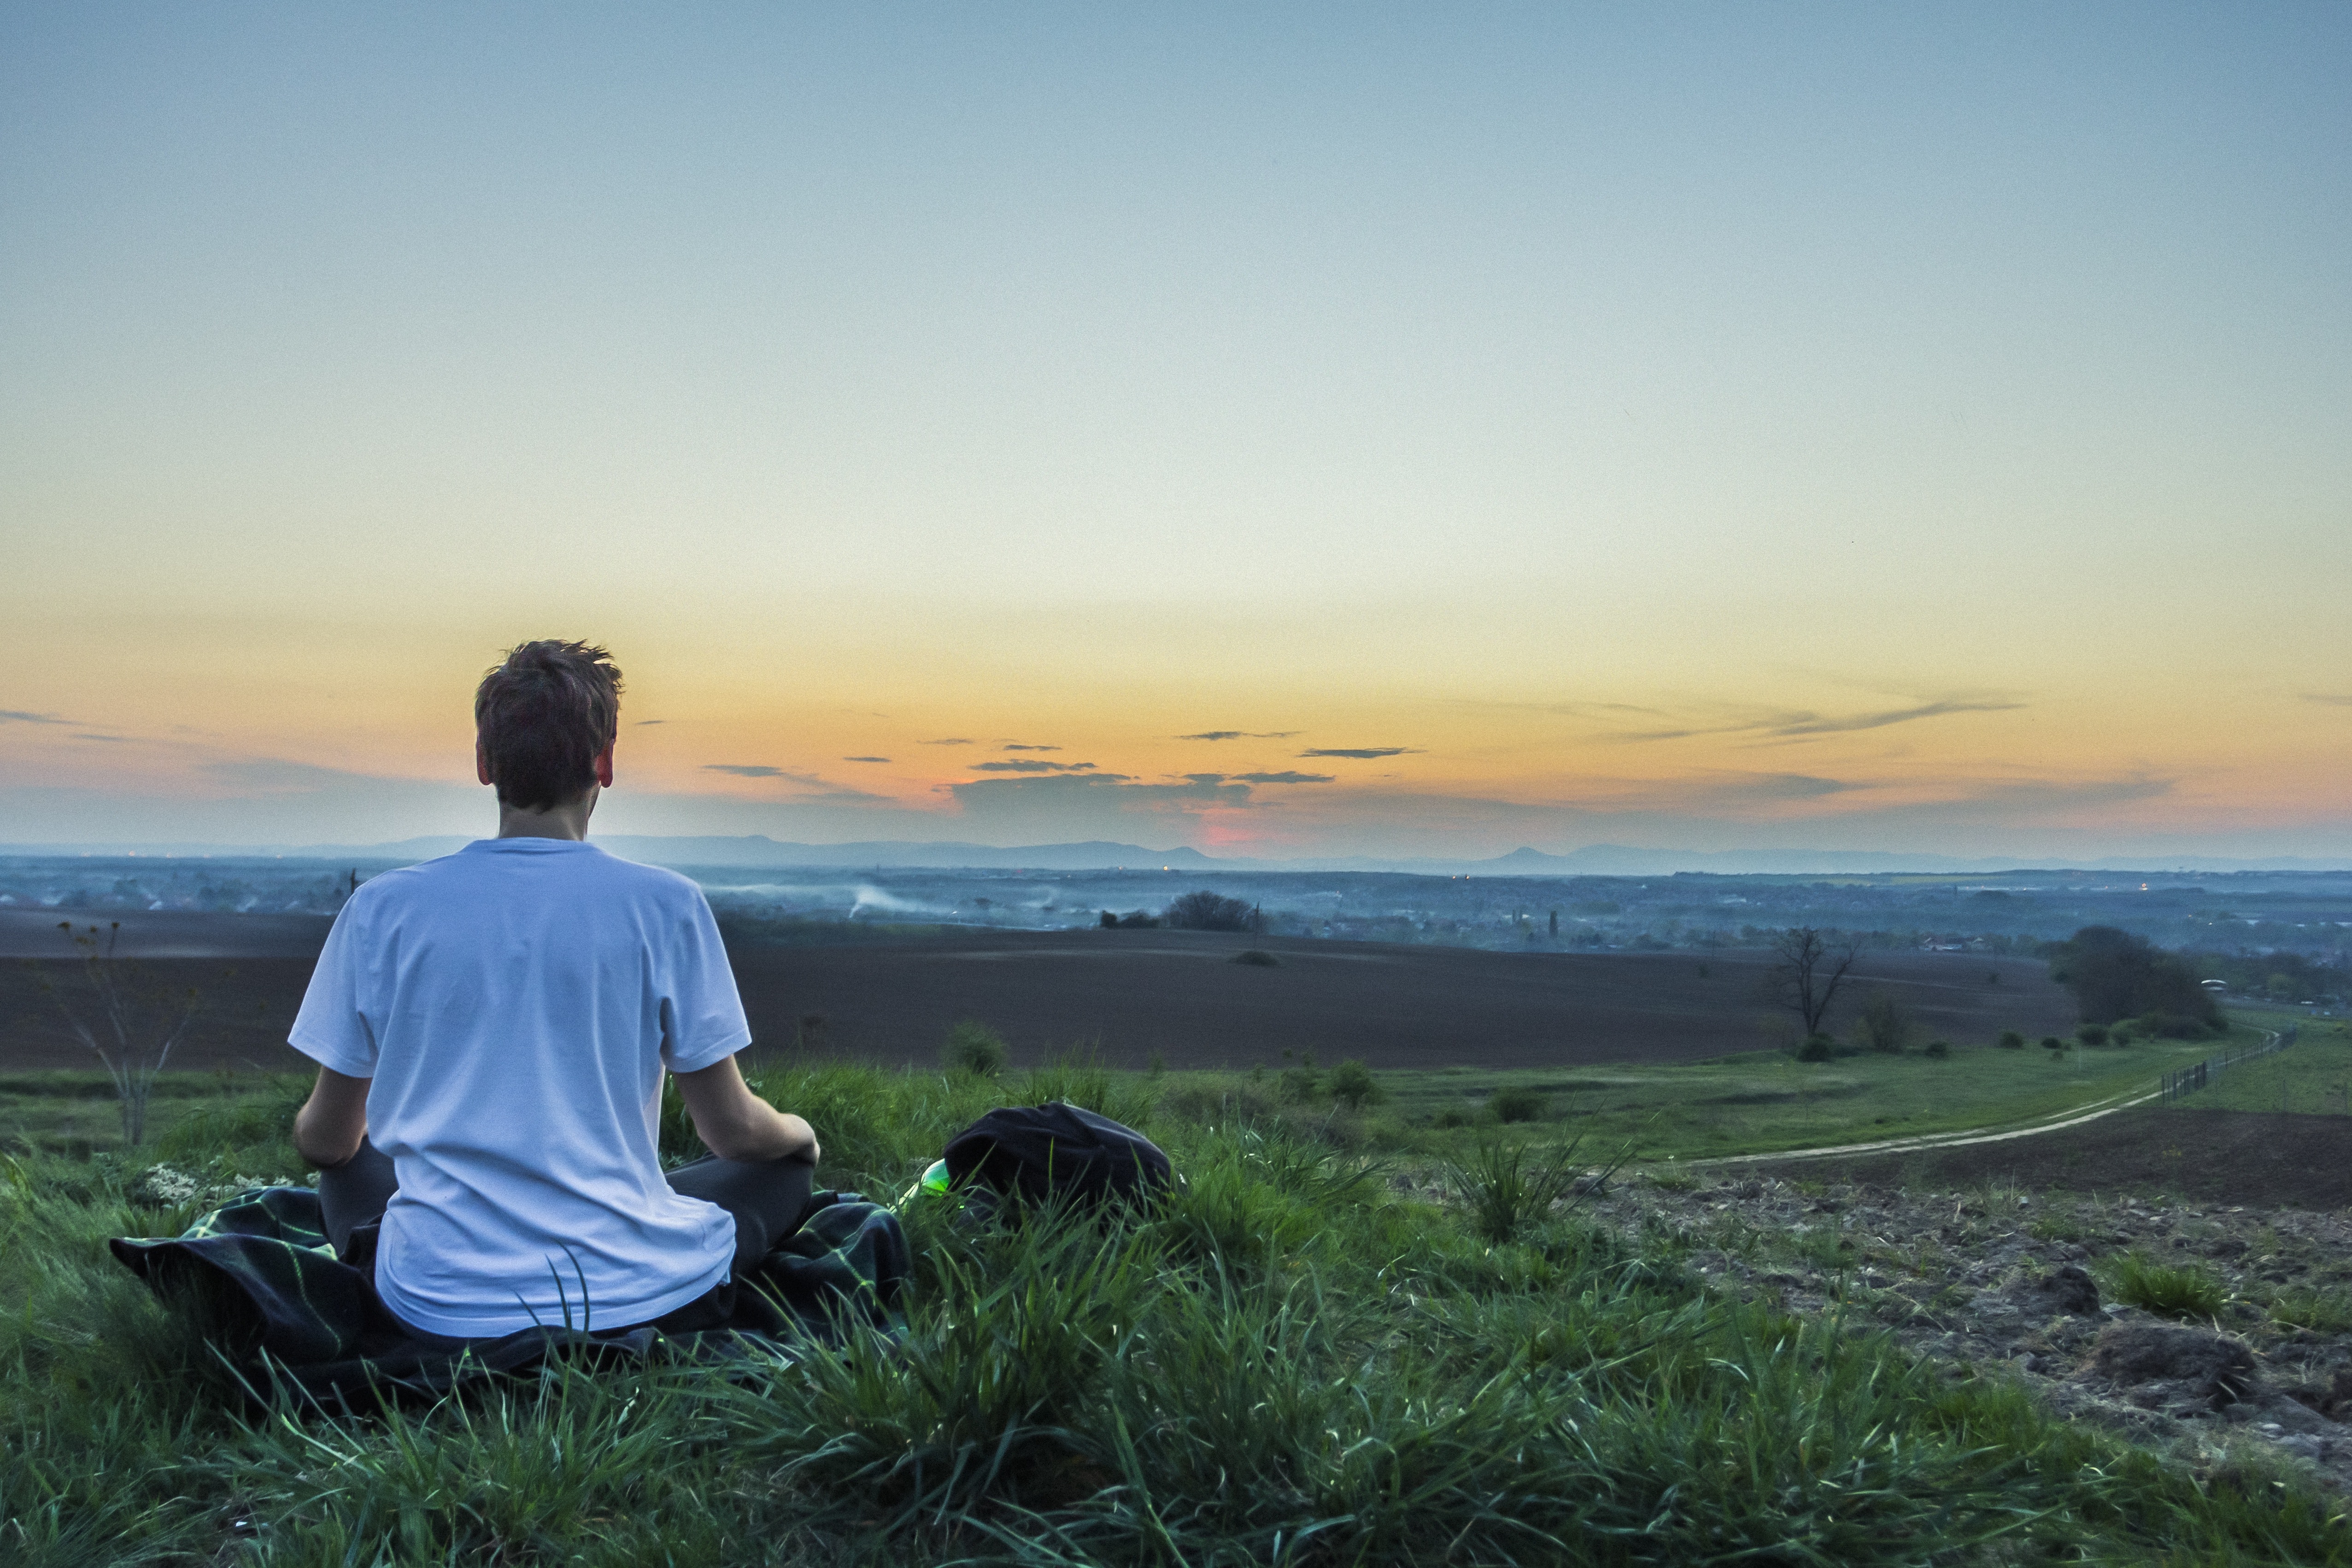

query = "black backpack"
(941, 1103), (1173, 1211)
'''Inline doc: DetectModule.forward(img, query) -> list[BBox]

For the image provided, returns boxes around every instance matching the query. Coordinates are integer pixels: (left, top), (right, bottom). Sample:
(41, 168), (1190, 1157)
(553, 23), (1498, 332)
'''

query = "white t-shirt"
(288, 838), (752, 1338)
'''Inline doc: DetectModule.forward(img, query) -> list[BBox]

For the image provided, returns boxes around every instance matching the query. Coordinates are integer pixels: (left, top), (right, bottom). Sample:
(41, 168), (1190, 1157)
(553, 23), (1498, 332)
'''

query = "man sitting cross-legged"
(289, 640), (819, 1345)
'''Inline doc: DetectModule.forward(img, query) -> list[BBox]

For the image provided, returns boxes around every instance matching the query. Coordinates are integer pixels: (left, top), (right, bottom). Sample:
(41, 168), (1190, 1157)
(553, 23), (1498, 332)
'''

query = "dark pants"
(317, 1139), (817, 1272)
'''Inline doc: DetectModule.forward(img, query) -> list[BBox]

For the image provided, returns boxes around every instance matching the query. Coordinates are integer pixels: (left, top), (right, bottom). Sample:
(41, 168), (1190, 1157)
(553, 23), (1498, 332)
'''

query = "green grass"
(4, 1065), (2351, 1563)
(2267, 1286), (2352, 1334)
(1364, 1030), (2234, 1162)
(2160, 1016), (2352, 1117)
(2102, 1249), (2231, 1321)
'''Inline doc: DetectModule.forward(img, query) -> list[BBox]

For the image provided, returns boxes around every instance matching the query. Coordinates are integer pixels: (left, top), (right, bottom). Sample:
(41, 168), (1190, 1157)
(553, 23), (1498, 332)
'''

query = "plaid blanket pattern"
(111, 1184), (910, 1407)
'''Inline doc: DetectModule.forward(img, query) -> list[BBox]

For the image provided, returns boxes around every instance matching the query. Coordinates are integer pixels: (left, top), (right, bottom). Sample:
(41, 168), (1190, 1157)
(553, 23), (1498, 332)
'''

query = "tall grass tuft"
(2105, 1249), (2229, 1320)
(1443, 1133), (1602, 1245)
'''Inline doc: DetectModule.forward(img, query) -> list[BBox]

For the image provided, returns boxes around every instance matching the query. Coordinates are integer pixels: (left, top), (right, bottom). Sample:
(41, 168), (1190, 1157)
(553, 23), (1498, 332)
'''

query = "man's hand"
(674, 1056), (820, 1165)
(294, 1067), (371, 1168)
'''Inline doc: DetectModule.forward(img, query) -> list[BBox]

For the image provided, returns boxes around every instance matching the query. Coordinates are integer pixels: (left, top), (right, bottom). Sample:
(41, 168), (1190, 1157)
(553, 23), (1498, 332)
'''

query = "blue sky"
(4, 5), (2347, 859)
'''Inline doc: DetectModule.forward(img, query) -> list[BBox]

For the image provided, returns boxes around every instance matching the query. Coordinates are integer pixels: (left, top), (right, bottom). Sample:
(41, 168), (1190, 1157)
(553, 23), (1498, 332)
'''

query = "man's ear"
(593, 746), (614, 789)
(476, 738), (493, 787)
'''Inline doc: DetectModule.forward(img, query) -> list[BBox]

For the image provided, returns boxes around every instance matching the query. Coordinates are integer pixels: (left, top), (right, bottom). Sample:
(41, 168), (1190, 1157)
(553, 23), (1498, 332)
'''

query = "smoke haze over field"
(2, 6), (2347, 861)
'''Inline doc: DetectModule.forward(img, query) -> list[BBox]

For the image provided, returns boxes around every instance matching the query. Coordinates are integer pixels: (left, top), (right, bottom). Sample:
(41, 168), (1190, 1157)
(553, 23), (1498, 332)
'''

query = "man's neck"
(495, 786), (598, 841)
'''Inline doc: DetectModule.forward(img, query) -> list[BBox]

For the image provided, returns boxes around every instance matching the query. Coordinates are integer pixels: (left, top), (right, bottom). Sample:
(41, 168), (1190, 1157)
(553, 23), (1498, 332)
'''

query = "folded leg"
(315, 1136), (400, 1255)
(666, 1154), (817, 1268)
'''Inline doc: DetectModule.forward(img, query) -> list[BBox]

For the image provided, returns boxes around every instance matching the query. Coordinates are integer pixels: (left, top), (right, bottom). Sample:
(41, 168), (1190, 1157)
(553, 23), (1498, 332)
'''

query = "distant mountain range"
(6, 835), (2349, 876)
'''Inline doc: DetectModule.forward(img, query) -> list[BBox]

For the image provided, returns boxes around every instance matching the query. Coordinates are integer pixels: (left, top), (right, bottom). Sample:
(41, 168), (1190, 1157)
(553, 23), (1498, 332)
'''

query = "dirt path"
(1694, 1031), (2281, 1167)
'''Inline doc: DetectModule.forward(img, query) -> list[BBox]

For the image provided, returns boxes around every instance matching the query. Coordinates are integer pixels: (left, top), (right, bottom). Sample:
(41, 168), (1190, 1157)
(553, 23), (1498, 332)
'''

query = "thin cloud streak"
(2, 710), (69, 725)
(842, 755), (891, 763)
(1179, 730), (1300, 741)
(1612, 699), (2025, 744)
(970, 759), (1099, 774)
(1300, 746), (1420, 759)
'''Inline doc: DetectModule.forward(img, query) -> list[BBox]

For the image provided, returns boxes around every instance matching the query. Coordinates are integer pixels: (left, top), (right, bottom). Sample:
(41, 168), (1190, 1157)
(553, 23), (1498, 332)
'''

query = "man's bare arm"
(674, 1056), (820, 1164)
(294, 1066), (371, 1168)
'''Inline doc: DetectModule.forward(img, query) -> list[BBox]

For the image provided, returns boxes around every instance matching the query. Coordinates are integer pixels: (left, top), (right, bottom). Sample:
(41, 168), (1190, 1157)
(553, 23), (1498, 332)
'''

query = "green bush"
(1326, 1059), (1383, 1110)
(1924, 1040), (1950, 1060)
(2076, 1024), (2110, 1046)
(2040, 1036), (2065, 1055)
(1277, 1049), (1320, 1104)
(1796, 1034), (1836, 1063)
(1854, 992), (1912, 1054)
(2103, 1250), (2228, 1320)
(1487, 1084), (1548, 1122)
(942, 1020), (1009, 1078)
(1997, 1030), (2026, 1050)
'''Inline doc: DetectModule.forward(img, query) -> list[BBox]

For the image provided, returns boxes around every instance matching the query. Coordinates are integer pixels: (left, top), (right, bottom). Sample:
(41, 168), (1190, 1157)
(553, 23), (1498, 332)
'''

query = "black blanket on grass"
(111, 1185), (909, 1409)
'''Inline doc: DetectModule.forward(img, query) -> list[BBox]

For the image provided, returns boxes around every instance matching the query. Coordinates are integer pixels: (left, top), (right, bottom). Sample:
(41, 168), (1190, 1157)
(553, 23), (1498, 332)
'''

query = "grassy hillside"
(2158, 1015), (2352, 1117)
(5, 1058), (2349, 1564)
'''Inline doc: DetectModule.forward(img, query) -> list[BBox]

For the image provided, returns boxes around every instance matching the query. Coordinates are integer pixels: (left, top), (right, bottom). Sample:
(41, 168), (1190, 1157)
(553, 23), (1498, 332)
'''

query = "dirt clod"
(2086, 1323), (2257, 1408)
(2017, 1263), (2101, 1317)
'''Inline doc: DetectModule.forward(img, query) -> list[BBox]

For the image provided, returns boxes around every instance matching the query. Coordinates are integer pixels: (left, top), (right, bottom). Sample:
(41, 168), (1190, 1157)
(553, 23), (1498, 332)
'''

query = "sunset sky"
(4, 5), (2347, 863)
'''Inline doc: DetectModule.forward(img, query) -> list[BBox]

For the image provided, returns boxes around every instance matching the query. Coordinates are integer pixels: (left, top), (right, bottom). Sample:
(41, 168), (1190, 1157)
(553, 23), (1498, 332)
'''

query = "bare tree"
(1769, 926), (1861, 1039)
(41, 921), (203, 1145)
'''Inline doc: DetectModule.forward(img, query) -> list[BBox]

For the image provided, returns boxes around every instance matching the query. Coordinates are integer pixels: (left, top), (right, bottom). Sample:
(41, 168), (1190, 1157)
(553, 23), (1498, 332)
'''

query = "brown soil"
(0, 916), (2076, 1075)
(0, 957), (319, 1074)
(1756, 1108), (2352, 1210)
(727, 930), (2071, 1070)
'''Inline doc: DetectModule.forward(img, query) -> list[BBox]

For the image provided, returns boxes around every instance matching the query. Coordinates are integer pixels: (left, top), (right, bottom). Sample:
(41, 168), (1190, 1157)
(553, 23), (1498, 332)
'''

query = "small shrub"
(1431, 1100), (1477, 1129)
(1277, 1050), (1320, 1105)
(1231, 949), (1279, 967)
(2104, 1249), (2227, 1320)
(1163, 891), (1257, 932)
(2041, 1036), (2065, 1055)
(942, 1020), (1008, 1078)
(1924, 1040), (1950, 1059)
(1854, 991), (1912, 1054)
(1326, 1059), (1383, 1110)
(1997, 1030), (2026, 1050)
(1488, 1085), (1548, 1123)
(2077, 1023), (2109, 1046)
(1796, 1034), (1835, 1063)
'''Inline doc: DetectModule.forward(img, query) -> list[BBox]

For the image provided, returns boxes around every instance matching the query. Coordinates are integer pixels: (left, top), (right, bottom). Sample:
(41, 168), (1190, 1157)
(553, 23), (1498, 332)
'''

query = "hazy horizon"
(6, 6), (2347, 863)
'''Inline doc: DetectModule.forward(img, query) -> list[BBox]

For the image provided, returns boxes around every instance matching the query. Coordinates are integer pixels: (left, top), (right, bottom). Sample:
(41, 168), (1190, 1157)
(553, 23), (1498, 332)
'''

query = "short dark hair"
(474, 641), (623, 811)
